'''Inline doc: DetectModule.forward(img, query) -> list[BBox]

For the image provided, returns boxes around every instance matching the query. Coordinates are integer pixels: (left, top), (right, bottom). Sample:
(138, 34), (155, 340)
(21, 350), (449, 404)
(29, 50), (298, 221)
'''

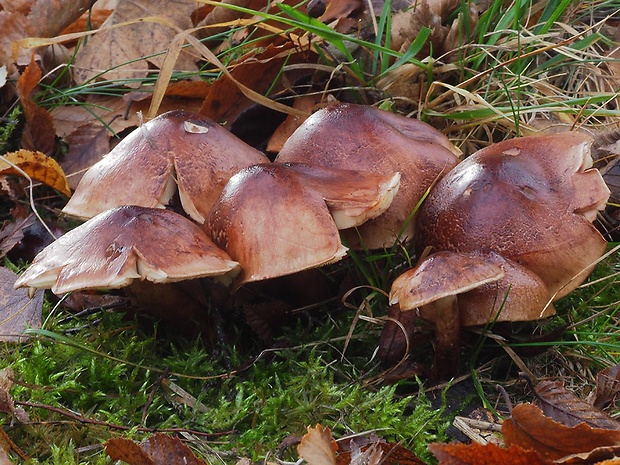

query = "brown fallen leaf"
(0, 215), (36, 260)
(0, 267), (43, 344)
(429, 442), (553, 465)
(502, 403), (620, 461)
(15, 57), (56, 155)
(61, 121), (112, 190)
(1, 150), (71, 197)
(298, 424), (338, 465)
(106, 433), (207, 465)
(200, 42), (312, 125)
(266, 95), (319, 153)
(319, 0), (364, 24)
(0, 367), (29, 423)
(593, 364), (620, 411)
(557, 444), (620, 464)
(73, 0), (198, 88)
(534, 380), (620, 430)
(0, 0), (94, 68)
(338, 440), (425, 465)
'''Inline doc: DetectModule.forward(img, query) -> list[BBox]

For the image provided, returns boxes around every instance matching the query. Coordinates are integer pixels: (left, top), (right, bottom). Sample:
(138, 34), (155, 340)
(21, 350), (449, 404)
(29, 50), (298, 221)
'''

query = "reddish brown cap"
(390, 251), (556, 327)
(63, 110), (269, 223)
(416, 132), (610, 298)
(15, 206), (239, 294)
(206, 163), (400, 287)
(275, 103), (460, 249)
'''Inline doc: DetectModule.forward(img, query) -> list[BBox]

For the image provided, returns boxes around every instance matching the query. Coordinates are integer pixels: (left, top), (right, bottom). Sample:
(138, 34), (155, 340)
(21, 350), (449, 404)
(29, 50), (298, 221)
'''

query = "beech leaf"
(105, 433), (207, 465)
(534, 380), (620, 430)
(0, 150), (71, 197)
(502, 403), (620, 461)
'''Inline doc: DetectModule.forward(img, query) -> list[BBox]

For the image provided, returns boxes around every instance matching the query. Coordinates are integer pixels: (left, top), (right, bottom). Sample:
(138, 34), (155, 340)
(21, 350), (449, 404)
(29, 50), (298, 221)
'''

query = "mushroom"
(15, 205), (239, 294)
(383, 132), (610, 379)
(415, 132), (610, 298)
(63, 110), (269, 223)
(275, 103), (461, 249)
(206, 162), (400, 287)
(388, 251), (555, 379)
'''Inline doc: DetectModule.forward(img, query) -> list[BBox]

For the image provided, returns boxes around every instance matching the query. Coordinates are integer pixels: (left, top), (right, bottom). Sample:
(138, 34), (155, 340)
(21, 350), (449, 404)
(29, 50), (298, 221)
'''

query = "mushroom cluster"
(13, 104), (611, 381)
(384, 132), (611, 379)
(18, 104), (458, 298)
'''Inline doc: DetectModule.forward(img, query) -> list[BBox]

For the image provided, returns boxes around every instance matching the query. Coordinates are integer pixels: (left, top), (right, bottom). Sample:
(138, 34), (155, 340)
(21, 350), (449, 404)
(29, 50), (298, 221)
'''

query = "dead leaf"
(557, 445), (620, 464)
(267, 96), (318, 153)
(0, 215), (36, 259)
(15, 57), (56, 155)
(200, 42), (312, 125)
(502, 403), (620, 461)
(0, 267), (43, 343)
(298, 424), (338, 465)
(0, 367), (29, 423)
(0, 0), (93, 68)
(73, 0), (199, 88)
(106, 433), (207, 465)
(61, 122), (112, 189)
(339, 440), (426, 465)
(429, 442), (553, 465)
(319, 0), (364, 23)
(593, 365), (620, 411)
(534, 380), (620, 430)
(0, 150), (71, 197)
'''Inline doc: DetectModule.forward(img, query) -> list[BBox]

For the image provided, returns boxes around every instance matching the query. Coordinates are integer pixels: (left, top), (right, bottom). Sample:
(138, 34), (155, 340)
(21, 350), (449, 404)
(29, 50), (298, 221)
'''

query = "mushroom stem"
(425, 296), (461, 381)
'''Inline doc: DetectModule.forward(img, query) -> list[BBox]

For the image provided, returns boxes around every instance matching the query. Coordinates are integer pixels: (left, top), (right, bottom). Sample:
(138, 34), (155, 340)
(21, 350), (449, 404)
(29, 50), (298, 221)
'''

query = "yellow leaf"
(0, 150), (71, 197)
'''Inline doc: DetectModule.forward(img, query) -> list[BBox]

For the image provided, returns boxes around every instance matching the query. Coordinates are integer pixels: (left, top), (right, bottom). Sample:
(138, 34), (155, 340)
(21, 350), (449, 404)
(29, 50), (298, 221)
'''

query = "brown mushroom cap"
(206, 163), (400, 287)
(275, 103), (460, 249)
(63, 110), (269, 223)
(15, 206), (239, 294)
(415, 133), (610, 298)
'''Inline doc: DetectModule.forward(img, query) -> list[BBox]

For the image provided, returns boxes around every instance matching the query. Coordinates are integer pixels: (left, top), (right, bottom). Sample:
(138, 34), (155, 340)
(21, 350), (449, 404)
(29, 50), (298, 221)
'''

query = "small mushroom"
(15, 206), (240, 294)
(275, 103), (461, 249)
(388, 251), (555, 379)
(415, 132), (610, 298)
(63, 110), (269, 223)
(206, 162), (400, 287)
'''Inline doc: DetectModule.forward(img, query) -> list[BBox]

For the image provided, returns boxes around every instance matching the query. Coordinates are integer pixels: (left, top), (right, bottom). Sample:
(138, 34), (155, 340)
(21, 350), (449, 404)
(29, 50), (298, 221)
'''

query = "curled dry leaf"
(0, 214), (36, 259)
(534, 380), (620, 430)
(1, 150), (71, 197)
(298, 424), (338, 465)
(106, 433), (207, 465)
(429, 442), (552, 465)
(0, 267), (43, 343)
(502, 404), (620, 461)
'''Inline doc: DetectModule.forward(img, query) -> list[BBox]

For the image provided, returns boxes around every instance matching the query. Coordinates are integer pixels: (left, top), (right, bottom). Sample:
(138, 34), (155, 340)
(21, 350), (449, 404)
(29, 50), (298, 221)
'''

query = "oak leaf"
(1, 150), (71, 197)
(298, 424), (338, 465)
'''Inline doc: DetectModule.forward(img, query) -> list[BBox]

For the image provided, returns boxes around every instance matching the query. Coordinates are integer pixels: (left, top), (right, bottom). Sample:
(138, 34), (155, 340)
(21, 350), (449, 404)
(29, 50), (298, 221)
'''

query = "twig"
(15, 401), (234, 438)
